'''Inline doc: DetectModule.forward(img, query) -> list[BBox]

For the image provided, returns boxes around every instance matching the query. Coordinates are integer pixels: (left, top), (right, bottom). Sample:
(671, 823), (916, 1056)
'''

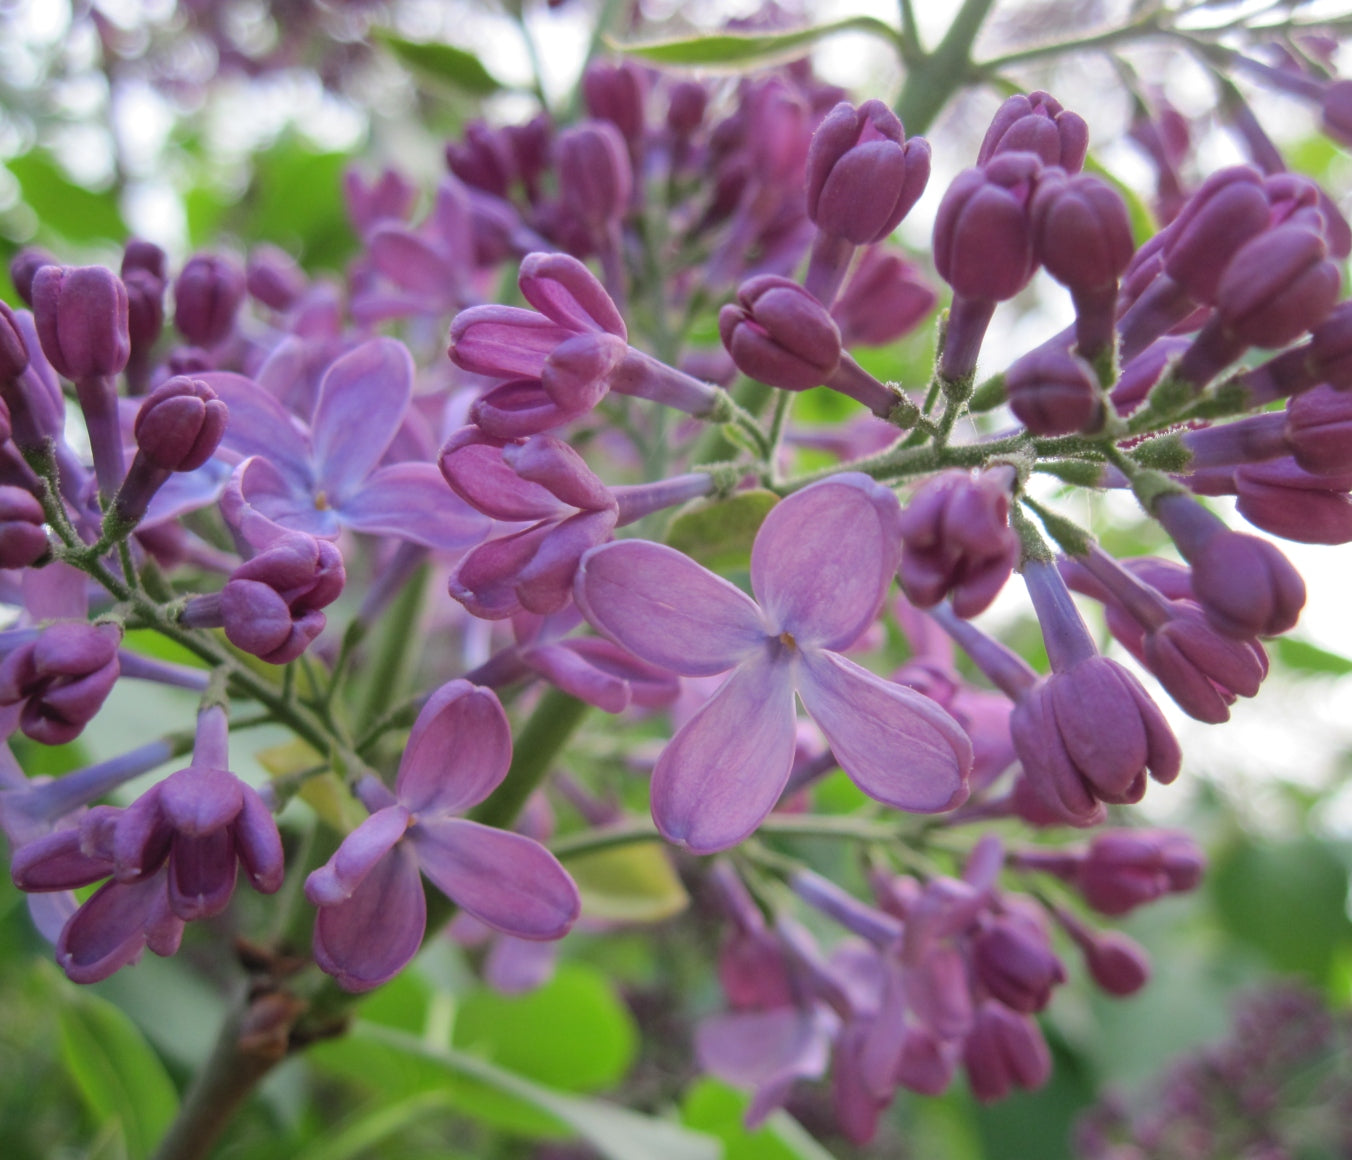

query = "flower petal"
(413, 818), (579, 939)
(56, 874), (165, 984)
(395, 681), (512, 816)
(338, 463), (490, 552)
(312, 840), (426, 992)
(201, 370), (312, 482)
(574, 540), (768, 676)
(223, 455), (337, 546)
(313, 338), (413, 500)
(305, 805), (411, 906)
(651, 656), (797, 853)
(751, 474), (903, 649)
(797, 650), (971, 813)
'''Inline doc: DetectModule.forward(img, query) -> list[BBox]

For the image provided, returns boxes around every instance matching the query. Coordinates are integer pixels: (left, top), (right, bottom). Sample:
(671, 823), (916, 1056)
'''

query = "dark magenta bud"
(977, 91), (1088, 172)
(1031, 171), (1135, 293)
(1309, 302), (1352, 389)
(446, 120), (517, 197)
(581, 60), (648, 149)
(246, 244), (307, 312)
(343, 165), (418, 235)
(0, 622), (122, 745)
(120, 238), (167, 284)
(1075, 829), (1204, 915)
(122, 268), (165, 355)
(933, 152), (1042, 301)
(971, 915), (1066, 1013)
(1284, 384), (1352, 475)
(173, 253), (246, 347)
(0, 484), (49, 568)
(555, 121), (632, 232)
(897, 468), (1019, 618)
(666, 81), (707, 137)
(1214, 223), (1341, 348)
(9, 246), (57, 306)
(1320, 78), (1352, 147)
(217, 534), (345, 664)
(134, 377), (228, 472)
(830, 248), (937, 347)
(1161, 165), (1270, 303)
(1005, 345), (1104, 436)
(1234, 460), (1352, 545)
(1082, 931), (1151, 996)
(31, 264), (131, 379)
(1154, 491), (1306, 637)
(0, 300), (29, 381)
(719, 275), (841, 390)
(963, 1001), (1051, 1103)
(806, 99), (930, 244)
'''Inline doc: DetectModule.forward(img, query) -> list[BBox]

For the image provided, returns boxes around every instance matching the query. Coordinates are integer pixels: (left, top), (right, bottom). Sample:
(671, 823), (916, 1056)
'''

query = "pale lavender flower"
(305, 680), (579, 992)
(574, 473), (971, 853)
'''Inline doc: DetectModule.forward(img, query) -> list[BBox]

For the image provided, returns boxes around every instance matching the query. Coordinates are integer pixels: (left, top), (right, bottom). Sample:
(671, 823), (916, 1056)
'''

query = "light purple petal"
(337, 463), (490, 552)
(516, 510), (617, 615)
(305, 805), (411, 906)
(200, 371), (312, 482)
(450, 526), (551, 620)
(56, 874), (165, 984)
(440, 431), (571, 521)
(166, 830), (237, 920)
(751, 474), (903, 649)
(575, 540), (768, 676)
(651, 655), (797, 853)
(313, 338), (413, 501)
(449, 305), (572, 378)
(395, 680), (512, 816)
(141, 459), (232, 526)
(234, 783), (284, 894)
(521, 642), (631, 713)
(484, 934), (559, 994)
(695, 1007), (832, 1127)
(502, 435), (614, 512)
(797, 649), (971, 813)
(224, 455), (338, 544)
(367, 226), (454, 295)
(312, 840), (426, 992)
(412, 818), (579, 939)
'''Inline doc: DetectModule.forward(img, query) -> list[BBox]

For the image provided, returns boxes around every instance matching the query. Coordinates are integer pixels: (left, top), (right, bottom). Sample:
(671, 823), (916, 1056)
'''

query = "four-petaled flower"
(575, 473), (972, 853)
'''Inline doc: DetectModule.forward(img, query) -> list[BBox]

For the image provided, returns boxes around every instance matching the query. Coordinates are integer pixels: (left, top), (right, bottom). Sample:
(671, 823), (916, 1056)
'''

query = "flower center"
(314, 490), (331, 511)
(778, 630), (797, 650)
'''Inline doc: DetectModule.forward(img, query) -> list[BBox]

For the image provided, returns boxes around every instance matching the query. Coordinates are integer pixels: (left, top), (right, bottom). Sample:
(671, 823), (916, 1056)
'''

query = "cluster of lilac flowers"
(2, 26), (1352, 1148)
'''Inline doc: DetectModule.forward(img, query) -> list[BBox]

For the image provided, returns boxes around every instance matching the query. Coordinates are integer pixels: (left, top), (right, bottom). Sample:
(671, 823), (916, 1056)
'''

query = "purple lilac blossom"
(575, 473), (972, 852)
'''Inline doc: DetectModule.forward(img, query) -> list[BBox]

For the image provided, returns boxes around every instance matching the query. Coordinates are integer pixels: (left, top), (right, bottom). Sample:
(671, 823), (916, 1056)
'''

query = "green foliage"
(4, 150), (126, 244)
(1272, 637), (1352, 677)
(612, 17), (899, 68)
(51, 971), (179, 1159)
(665, 489), (778, 571)
(682, 1078), (836, 1160)
(565, 841), (691, 922)
(376, 34), (507, 96)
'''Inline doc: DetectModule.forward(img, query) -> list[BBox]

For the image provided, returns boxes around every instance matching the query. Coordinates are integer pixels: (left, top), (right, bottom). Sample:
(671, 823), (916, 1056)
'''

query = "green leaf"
(664, 489), (777, 571)
(1210, 835), (1352, 984)
(377, 33), (506, 95)
(5, 150), (127, 243)
(453, 961), (638, 1093)
(565, 841), (690, 923)
(612, 17), (899, 69)
(233, 137), (356, 271)
(292, 1092), (474, 1160)
(682, 1078), (835, 1160)
(54, 977), (179, 1159)
(1083, 154), (1157, 246)
(351, 1022), (720, 1160)
(1273, 636), (1352, 676)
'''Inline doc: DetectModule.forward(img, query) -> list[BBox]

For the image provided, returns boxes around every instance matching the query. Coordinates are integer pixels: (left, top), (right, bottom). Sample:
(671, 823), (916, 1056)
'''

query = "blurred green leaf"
(292, 1091), (473, 1160)
(54, 977), (179, 1159)
(665, 489), (777, 571)
(682, 1078), (834, 1159)
(1084, 154), (1157, 245)
(612, 17), (899, 68)
(377, 33), (506, 95)
(5, 150), (126, 244)
(1210, 835), (1352, 985)
(566, 841), (690, 923)
(352, 1022), (720, 1160)
(232, 137), (356, 271)
(453, 961), (638, 1092)
(1272, 636), (1352, 676)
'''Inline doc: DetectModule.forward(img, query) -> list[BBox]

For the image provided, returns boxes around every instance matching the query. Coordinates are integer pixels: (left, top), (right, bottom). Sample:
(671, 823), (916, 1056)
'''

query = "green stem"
(895, 0), (999, 133)
(975, 8), (1163, 74)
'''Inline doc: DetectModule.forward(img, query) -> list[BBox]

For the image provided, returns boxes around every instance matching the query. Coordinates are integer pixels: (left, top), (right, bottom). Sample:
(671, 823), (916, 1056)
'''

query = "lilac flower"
(977, 91), (1088, 172)
(830, 247), (937, 347)
(574, 474), (972, 853)
(0, 622), (122, 745)
(213, 337), (489, 553)
(1005, 345), (1105, 436)
(173, 253), (245, 349)
(305, 680), (579, 992)
(963, 1000), (1052, 1102)
(112, 705), (283, 921)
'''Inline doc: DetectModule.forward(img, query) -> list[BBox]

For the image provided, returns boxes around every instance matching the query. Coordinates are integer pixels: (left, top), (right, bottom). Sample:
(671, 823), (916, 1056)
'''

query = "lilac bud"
(121, 238), (167, 284)
(971, 915), (1066, 1013)
(1320, 79), (1352, 147)
(1140, 601), (1268, 723)
(831, 248), (937, 347)
(217, 535), (345, 664)
(1153, 491), (1305, 637)
(963, 1001), (1052, 1102)
(581, 60), (648, 149)
(1283, 385), (1352, 475)
(1076, 829), (1204, 915)
(246, 244), (307, 312)
(122, 268), (165, 357)
(1234, 460), (1352, 545)
(342, 166), (417, 235)
(1161, 166), (1271, 303)
(1082, 931), (1151, 996)
(719, 275), (842, 390)
(555, 120), (632, 233)
(1309, 302), (1352, 389)
(32, 264), (131, 379)
(446, 121), (517, 196)
(806, 100), (930, 244)
(1006, 345), (1104, 436)
(977, 91), (1088, 172)
(9, 247), (57, 306)
(0, 301), (29, 381)
(1032, 172), (1134, 294)
(897, 468), (1019, 617)
(933, 152), (1042, 302)
(133, 377), (228, 472)
(173, 253), (245, 348)
(666, 81), (707, 137)
(0, 622), (122, 745)
(0, 484), (49, 568)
